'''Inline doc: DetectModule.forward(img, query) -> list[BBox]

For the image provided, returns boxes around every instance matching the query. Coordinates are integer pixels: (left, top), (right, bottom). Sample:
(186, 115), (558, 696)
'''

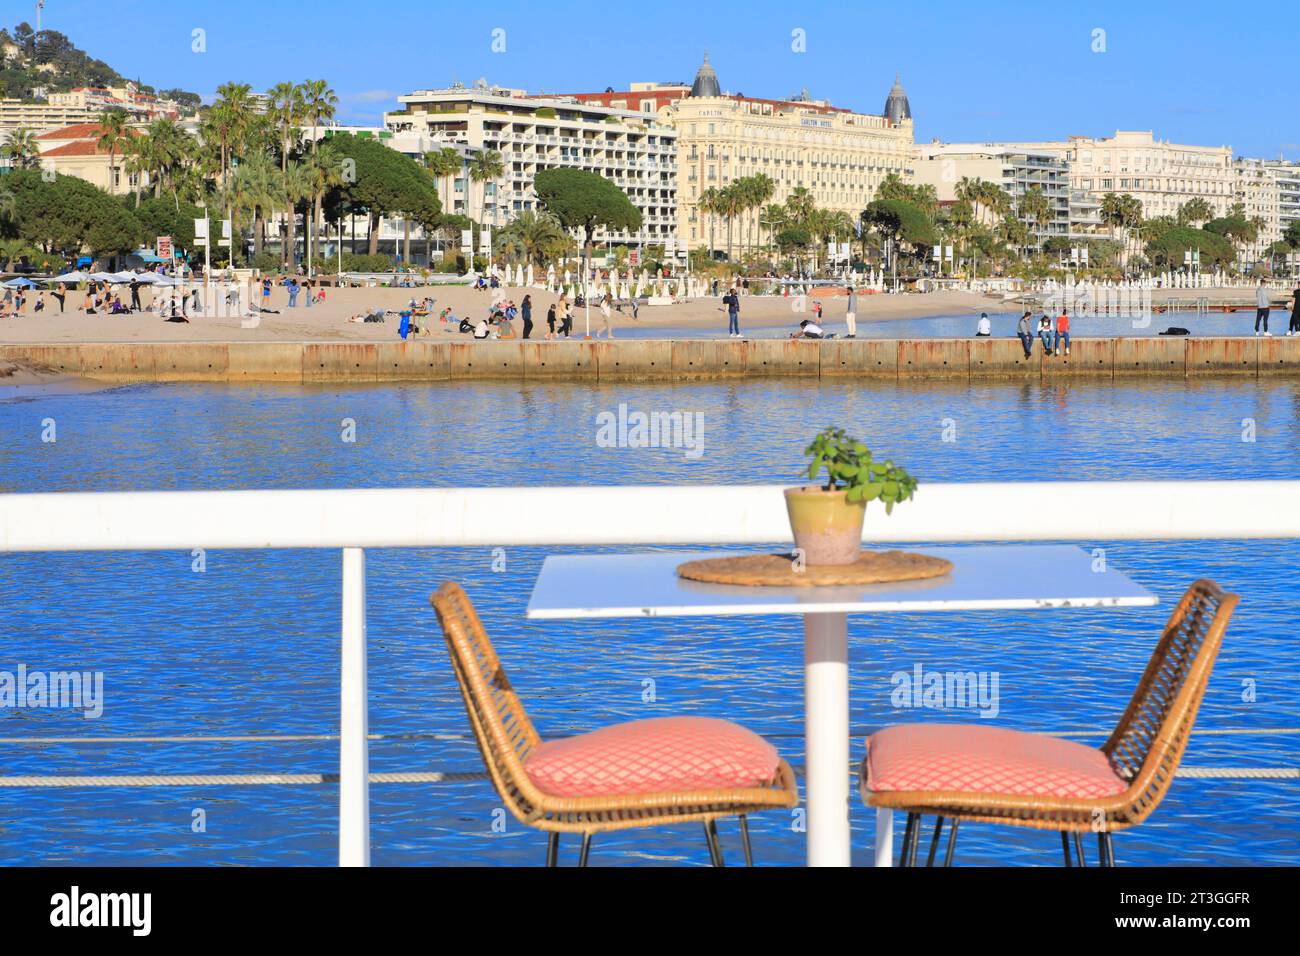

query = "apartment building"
(566, 55), (916, 254)
(1006, 131), (1235, 221)
(913, 143), (1100, 244)
(1233, 157), (1282, 258)
(1266, 161), (1300, 236)
(384, 82), (677, 245)
(47, 83), (183, 120)
(0, 98), (101, 130)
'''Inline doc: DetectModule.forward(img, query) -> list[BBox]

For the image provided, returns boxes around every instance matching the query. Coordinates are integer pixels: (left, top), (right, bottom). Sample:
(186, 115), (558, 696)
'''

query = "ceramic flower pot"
(784, 486), (866, 566)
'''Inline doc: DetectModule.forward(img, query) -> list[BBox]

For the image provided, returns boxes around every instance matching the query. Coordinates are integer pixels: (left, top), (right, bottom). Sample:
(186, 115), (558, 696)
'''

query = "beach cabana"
(49, 271), (91, 284)
(2, 277), (39, 288)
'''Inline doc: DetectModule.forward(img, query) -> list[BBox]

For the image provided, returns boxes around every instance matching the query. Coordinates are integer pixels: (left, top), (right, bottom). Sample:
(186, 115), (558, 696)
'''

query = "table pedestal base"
(803, 612), (850, 867)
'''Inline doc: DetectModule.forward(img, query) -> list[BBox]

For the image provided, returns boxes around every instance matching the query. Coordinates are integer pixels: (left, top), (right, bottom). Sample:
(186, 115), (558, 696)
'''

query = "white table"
(526, 544), (1158, 867)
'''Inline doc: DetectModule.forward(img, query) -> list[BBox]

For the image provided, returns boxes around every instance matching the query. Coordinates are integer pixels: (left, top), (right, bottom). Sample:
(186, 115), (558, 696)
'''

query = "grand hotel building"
(566, 54), (916, 253)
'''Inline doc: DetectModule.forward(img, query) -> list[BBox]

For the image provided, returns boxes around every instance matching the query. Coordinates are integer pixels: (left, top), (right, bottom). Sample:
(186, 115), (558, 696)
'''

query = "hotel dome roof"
(884, 73), (911, 124)
(690, 51), (721, 98)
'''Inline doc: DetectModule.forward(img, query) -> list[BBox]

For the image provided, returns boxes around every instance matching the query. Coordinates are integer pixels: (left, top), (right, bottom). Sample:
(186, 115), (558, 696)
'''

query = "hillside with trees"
(0, 22), (199, 102)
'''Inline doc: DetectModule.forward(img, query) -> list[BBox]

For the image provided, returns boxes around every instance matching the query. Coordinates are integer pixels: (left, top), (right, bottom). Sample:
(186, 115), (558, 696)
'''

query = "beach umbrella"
(525, 263), (534, 287)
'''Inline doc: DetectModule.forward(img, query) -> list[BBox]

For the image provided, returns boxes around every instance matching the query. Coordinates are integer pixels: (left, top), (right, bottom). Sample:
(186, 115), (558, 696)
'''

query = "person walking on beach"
(724, 286), (741, 337)
(845, 286), (858, 338)
(1054, 308), (1071, 356)
(545, 301), (556, 340)
(559, 295), (573, 337)
(521, 295), (533, 339)
(599, 292), (614, 338)
(1255, 279), (1272, 336)
(1016, 311), (1033, 358)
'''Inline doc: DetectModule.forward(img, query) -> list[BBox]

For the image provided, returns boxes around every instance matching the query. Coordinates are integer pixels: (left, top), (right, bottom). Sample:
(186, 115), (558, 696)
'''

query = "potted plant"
(785, 427), (918, 566)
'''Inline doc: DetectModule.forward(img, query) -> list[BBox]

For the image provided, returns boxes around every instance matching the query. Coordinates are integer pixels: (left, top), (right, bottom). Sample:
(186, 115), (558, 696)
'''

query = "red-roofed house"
(36, 123), (146, 194)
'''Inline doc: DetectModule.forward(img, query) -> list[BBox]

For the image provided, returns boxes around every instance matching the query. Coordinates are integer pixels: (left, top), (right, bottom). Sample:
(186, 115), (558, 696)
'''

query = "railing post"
(339, 547), (370, 866)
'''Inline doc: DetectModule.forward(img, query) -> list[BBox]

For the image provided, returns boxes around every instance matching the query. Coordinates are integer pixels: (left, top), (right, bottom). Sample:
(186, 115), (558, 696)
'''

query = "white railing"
(2, 480), (1299, 867)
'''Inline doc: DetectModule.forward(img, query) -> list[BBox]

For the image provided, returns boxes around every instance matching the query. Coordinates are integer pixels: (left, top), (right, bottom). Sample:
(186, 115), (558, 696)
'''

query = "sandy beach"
(0, 284), (998, 344)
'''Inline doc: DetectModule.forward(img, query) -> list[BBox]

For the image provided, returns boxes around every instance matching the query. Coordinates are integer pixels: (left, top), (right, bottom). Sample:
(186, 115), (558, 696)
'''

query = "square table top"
(526, 544), (1158, 620)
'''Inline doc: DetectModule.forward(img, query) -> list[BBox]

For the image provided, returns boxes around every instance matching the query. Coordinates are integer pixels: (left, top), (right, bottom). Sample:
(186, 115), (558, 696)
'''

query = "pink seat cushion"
(525, 716), (780, 798)
(866, 723), (1128, 800)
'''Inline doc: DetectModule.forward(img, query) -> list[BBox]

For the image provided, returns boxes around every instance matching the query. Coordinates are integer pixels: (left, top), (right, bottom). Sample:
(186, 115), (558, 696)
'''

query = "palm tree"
(299, 80), (338, 156)
(2, 128), (41, 170)
(303, 142), (346, 272)
(718, 183), (744, 262)
(266, 83), (306, 267)
(469, 148), (505, 229)
(697, 187), (722, 259)
(785, 186), (815, 226)
(225, 153), (280, 261)
(423, 147), (461, 198)
(1017, 185), (1052, 254)
(278, 160), (312, 270)
(1177, 198), (1213, 227)
(745, 173), (775, 253)
(207, 82), (254, 187)
(127, 118), (192, 201)
(96, 109), (131, 195)
(497, 209), (565, 267)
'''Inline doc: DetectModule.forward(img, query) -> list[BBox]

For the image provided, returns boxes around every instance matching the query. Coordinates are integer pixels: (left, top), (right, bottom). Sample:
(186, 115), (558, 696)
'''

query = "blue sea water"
(621, 308), (1280, 339)
(0, 377), (1297, 867)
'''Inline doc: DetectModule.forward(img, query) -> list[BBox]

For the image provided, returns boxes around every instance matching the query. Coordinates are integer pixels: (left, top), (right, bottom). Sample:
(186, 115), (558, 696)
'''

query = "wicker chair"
(431, 582), (799, 866)
(860, 580), (1239, 867)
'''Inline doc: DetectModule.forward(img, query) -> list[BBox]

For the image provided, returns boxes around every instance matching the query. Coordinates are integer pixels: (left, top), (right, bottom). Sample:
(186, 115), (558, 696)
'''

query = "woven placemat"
(677, 551), (953, 587)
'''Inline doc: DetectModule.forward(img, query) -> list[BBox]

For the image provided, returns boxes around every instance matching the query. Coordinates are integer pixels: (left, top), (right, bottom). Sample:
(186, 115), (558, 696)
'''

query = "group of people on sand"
(0, 278), (200, 321)
(260, 275), (323, 310)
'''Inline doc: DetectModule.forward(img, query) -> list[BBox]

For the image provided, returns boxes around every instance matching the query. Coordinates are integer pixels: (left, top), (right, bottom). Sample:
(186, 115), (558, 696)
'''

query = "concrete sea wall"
(4, 337), (1299, 385)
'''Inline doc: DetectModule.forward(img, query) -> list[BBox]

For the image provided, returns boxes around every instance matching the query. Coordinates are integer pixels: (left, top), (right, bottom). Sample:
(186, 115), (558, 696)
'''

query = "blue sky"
(20, 0), (1299, 159)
